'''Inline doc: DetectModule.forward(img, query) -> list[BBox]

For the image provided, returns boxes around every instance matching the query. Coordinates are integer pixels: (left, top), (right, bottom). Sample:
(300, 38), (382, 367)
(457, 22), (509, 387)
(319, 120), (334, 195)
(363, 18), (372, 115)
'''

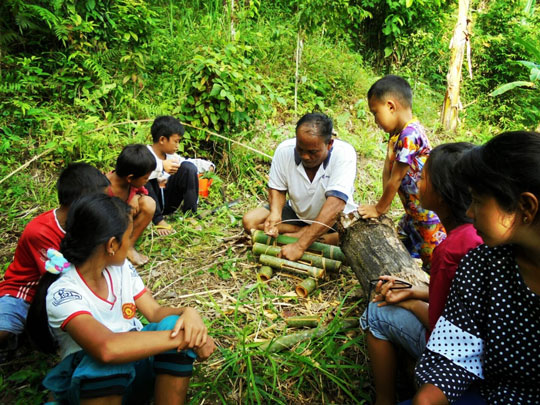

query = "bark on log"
(337, 212), (429, 299)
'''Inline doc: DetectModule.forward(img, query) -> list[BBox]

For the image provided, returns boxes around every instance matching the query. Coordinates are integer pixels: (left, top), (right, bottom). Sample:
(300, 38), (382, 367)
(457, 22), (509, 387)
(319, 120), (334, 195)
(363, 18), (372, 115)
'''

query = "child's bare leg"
(154, 374), (190, 405)
(81, 395), (122, 405)
(129, 196), (155, 266)
(0, 331), (12, 347)
(367, 331), (397, 405)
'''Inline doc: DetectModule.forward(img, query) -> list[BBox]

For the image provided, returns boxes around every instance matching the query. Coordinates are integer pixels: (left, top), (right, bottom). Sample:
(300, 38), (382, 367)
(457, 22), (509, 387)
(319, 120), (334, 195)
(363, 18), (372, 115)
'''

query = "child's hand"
(372, 276), (414, 306)
(128, 194), (141, 216)
(194, 336), (216, 361)
(170, 308), (208, 350)
(358, 204), (382, 219)
(163, 159), (180, 174)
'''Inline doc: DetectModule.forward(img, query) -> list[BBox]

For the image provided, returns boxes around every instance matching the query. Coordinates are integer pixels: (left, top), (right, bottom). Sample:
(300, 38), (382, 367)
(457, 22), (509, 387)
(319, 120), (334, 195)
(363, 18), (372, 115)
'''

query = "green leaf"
(491, 81), (536, 96)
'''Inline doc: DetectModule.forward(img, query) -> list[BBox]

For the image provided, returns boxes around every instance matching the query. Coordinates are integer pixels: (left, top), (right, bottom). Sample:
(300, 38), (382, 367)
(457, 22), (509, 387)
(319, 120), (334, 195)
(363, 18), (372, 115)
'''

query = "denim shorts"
(43, 315), (197, 404)
(0, 295), (30, 334)
(360, 302), (426, 359)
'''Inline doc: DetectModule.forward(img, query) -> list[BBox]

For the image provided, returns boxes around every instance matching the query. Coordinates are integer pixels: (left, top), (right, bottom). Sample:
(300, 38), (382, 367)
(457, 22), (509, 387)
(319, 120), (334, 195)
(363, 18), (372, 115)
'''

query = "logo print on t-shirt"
(52, 288), (82, 306)
(122, 303), (136, 319)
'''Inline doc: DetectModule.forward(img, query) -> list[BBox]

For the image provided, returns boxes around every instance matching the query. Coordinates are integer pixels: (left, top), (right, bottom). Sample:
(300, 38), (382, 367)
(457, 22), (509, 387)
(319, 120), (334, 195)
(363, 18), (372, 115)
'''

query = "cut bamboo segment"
(258, 317), (359, 353)
(257, 265), (273, 282)
(252, 243), (341, 272)
(259, 254), (325, 279)
(295, 278), (317, 297)
(251, 230), (345, 262)
(284, 315), (321, 328)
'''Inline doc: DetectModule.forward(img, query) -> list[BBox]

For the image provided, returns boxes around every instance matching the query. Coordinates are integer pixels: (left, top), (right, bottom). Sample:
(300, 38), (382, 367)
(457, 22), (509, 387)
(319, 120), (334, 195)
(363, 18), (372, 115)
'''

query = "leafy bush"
(177, 43), (274, 148)
(461, 0), (540, 130)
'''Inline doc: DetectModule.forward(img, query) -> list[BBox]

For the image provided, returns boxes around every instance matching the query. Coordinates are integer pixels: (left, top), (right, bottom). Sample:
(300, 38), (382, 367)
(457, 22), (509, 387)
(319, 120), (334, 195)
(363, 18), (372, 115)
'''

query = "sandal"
(155, 223), (176, 236)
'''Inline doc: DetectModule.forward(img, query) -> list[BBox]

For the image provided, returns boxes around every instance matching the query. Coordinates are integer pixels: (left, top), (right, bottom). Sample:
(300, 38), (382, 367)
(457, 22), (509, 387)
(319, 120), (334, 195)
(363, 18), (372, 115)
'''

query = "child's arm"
(135, 290), (208, 349)
(65, 314), (191, 364)
(413, 384), (449, 405)
(358, 161), (409, 219)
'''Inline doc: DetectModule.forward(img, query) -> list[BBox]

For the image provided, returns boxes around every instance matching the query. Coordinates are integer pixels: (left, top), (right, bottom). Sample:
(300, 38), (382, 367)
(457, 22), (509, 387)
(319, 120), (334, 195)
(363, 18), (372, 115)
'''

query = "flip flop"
(155, 223), (176, 236)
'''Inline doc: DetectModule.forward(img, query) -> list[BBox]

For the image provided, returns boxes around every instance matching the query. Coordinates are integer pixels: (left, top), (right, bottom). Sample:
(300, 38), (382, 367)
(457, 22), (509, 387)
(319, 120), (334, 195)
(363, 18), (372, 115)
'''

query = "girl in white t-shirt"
(27, 194), (215, 404)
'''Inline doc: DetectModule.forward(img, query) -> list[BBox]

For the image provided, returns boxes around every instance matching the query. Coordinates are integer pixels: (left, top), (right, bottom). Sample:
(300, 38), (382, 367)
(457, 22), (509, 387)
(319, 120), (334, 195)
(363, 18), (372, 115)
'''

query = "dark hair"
(367, 75), (413, 108)
(296, 112), (333, 144)
(115, 144), (156, 178)
(26, 194), (131, 353)
(151, 115), (185, 143)
(57, 163), (110, 206)
(457, 131), (540, 214)
(426, 142), (475, 225)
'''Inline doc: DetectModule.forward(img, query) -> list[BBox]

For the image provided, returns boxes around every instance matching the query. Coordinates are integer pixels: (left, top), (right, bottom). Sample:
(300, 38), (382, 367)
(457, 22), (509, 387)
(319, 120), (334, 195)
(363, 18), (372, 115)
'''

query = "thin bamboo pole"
(258, 318), (358, 353)
(252, 243), (341, 272)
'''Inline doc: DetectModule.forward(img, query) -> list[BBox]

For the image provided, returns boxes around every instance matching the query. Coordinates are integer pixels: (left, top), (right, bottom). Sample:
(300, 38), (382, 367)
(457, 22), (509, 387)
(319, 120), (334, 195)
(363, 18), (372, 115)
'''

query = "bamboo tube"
(251, 230), (345, 262)
(258, 318), (359, 353)
(259, 254), (325, 279)
(257, 265), (273, 282)
(252, 243), (341, 272)
(295, 278), (317, 298)
(285, 315), (321, 328)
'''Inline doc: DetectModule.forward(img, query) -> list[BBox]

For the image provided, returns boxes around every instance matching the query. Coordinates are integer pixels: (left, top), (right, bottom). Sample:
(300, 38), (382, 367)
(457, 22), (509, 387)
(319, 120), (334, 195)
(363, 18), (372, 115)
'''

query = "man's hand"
(163, 159), (180, 174)
(263, 211), (281, 238)
(279, 241), (305, 261)
(358, 204), (383, 219)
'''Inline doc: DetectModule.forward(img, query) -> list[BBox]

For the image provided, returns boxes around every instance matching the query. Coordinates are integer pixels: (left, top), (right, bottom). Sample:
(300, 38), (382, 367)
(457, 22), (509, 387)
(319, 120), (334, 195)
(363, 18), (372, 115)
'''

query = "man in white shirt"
(242, 113), (357, 261)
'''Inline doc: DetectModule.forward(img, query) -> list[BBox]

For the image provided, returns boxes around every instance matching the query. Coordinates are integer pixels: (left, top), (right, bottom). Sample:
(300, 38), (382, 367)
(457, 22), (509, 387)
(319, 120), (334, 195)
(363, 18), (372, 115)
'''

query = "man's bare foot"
(155, 220), (175, 236)
(128, 247), (149, 267)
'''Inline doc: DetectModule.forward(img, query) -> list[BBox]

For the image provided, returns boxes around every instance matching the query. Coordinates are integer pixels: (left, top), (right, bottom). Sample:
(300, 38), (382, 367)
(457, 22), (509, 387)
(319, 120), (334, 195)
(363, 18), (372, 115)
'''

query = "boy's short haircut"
(151, 116), (185, 143)
(57, 163), (110, 206)
(115, 144), (157, 178)
(367, 75), (413, 108)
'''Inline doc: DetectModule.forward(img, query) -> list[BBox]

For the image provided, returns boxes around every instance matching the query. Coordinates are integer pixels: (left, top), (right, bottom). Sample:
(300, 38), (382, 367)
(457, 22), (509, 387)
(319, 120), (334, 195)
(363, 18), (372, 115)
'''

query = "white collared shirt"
(268, 138), (357, 220)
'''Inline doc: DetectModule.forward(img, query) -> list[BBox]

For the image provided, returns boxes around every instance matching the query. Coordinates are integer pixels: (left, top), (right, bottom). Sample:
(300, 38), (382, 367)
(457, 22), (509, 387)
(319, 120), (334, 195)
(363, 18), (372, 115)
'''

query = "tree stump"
(337, 211), (429, 299)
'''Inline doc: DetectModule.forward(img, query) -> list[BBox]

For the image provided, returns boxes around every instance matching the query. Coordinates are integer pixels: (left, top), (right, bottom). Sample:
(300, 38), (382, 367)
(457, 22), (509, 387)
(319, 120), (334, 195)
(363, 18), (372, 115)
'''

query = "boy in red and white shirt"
(0, 163), (109, 355)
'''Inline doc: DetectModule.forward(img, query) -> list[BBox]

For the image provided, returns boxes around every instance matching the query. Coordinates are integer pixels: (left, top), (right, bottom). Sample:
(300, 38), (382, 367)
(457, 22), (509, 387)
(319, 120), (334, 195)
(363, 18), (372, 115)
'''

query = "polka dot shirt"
(415, 244), (540, 404)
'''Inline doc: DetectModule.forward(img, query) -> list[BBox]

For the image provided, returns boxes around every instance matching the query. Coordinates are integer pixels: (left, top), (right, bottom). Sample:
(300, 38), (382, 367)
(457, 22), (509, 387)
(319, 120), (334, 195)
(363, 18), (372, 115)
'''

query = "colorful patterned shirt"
(388, 120), (438, 224)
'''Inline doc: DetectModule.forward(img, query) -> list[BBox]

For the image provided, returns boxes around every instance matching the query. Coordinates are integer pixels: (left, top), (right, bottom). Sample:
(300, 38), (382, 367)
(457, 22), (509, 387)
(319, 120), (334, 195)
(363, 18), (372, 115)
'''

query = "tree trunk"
(441, 0), (471, 131)
(337, 212), (429, 299)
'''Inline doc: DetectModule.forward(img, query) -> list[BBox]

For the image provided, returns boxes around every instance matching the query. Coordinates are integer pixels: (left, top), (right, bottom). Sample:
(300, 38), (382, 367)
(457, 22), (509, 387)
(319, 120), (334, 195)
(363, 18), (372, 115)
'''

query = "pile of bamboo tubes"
(250, 230), (344, 297)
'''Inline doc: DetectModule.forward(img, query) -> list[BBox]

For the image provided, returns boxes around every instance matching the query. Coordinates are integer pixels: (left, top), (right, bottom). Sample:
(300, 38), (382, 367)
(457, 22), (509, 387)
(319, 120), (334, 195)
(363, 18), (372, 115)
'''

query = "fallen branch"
(0, 147), (54, 185)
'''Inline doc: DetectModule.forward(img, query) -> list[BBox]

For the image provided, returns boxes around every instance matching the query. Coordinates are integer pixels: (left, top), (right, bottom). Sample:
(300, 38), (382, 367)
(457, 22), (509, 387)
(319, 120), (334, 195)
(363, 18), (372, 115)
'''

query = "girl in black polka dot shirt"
(413, 131), (540, 404)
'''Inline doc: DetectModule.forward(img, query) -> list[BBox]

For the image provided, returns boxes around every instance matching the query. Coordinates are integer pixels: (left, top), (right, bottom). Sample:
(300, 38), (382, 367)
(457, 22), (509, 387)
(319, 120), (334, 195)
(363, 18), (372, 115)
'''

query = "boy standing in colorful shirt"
(358, 75), (445, 267)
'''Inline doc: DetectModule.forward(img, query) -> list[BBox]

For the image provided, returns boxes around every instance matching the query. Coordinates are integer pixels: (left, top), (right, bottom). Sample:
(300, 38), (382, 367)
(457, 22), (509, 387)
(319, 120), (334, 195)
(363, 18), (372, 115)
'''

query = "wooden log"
(259, 254), (325, 279)
(295, 278), (317, 298)
(251, 230), (345, 262)
(258, 318), (358, 353)
(252, 243), (342, 272)
(337, 212), (429, 299)
(257, 265), (273, 282)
